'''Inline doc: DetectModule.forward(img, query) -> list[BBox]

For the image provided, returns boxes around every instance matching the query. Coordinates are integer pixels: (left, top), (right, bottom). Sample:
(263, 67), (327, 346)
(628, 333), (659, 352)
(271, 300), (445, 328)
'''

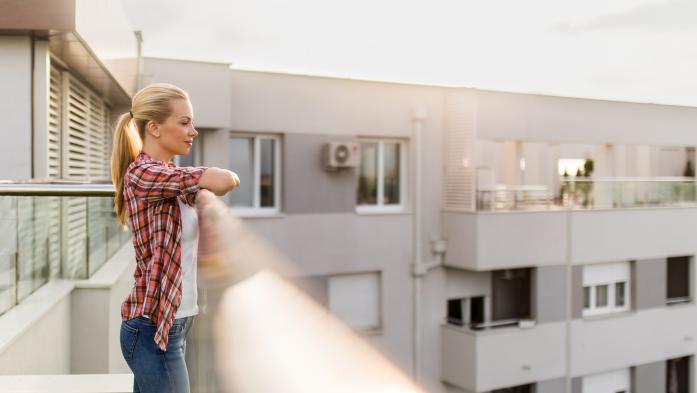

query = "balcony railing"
(0, 180), (129, 315)
(447, 317), (536, 331)
(476, 177), (697, 211)
(476, 185), (553, 211)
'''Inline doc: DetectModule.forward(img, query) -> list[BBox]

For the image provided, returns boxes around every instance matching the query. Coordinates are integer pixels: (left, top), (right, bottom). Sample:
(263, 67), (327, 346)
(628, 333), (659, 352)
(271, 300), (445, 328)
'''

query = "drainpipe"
(410, 108), (446, 384)
(134, 31), (143, 90)
(565, 194), (574, 393)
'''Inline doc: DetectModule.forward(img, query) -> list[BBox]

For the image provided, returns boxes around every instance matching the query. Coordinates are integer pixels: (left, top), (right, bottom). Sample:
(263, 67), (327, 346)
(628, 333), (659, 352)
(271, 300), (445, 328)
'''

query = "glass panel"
(229, 137), (254, 207)
(47, 196), (61, 278)
(583, 286), (591, 309)
(62, 197), (88, 279)
(87, 196), (108, 276)
(259, 138), (275, 208)
(357, 142), (378, 205)
(0, 196), (17, 315)
(596, 284), (608, 307)
(14, 196), (51, 301)
(0, 194), (130, 316)
(383, 142), (400, 205)
(615, 282), (626, 307)
(31, 197), (50, 289)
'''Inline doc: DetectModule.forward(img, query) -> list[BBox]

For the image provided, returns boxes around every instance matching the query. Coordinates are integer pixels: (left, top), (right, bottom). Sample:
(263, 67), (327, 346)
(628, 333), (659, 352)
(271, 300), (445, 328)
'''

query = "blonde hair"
(110, 83), (189, 229)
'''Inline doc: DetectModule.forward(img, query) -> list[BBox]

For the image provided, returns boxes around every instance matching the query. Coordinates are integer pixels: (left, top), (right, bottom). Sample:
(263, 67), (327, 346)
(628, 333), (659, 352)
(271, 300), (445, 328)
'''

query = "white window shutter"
(48, 65), (62, 179)
(46, 64), (63, 278)
(328, 272), (381, 330)
(58, 73), (110, 278)
(443, 91), (477, 210)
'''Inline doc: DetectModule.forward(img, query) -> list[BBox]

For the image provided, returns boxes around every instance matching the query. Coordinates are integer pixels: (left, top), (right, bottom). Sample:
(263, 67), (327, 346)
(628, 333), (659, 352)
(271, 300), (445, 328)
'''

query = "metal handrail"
(560, 176), (696, 182)
(0, 180), (115, 196)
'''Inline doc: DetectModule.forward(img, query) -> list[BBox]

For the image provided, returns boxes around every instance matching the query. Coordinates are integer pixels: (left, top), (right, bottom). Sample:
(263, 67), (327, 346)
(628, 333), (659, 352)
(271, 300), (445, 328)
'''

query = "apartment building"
(3, 2), (697, 393)
(140, 56), (697, 393)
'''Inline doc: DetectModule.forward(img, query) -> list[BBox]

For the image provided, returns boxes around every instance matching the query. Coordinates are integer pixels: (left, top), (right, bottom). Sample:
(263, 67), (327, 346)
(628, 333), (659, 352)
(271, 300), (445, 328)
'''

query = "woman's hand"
(199, 168), (241, 196)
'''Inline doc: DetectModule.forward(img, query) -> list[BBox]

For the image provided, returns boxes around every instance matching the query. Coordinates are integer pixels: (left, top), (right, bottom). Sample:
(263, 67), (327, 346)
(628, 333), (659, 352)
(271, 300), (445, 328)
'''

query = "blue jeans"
(120, 315), (195, 393)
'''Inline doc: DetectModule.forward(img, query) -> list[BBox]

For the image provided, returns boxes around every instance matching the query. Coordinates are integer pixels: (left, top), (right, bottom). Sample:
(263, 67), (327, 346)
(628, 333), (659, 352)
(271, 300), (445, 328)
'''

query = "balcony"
(0, 183), (427, 393)
(441, 321), (566, 392)
(571, 302), (697, 377)
(444, 178), (697, 270)
(0, 181), (133, 380)
(442, 267), (561, 392)
(0, 181), (130, 316)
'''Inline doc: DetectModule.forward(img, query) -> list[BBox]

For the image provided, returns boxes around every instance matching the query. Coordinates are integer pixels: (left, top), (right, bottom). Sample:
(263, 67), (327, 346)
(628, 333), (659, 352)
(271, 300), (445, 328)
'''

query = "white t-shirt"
(175, 197), (199, 319)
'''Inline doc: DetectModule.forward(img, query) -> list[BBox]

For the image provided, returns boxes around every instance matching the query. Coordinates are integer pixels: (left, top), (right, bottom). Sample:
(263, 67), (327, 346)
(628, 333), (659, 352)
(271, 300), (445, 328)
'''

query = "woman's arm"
(127, 163), (208, 202)
(199, 167), (240, 196)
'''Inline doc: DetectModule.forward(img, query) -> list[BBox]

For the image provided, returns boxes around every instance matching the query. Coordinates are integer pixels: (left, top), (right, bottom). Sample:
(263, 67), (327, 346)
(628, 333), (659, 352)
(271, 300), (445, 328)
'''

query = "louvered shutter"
(46, 64), (63, 278)
(60, 73), (113, 278)
(443, 91), (477, 210)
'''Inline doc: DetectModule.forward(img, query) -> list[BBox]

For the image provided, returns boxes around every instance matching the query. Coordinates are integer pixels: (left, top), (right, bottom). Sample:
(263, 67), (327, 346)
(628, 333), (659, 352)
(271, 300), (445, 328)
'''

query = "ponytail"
(111, 112), (142, 229)
(110, 83), (190, 229)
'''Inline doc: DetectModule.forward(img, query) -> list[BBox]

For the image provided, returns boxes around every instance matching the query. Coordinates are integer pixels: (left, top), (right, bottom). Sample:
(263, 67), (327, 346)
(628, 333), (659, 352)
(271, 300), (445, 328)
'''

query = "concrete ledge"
(0, 280), (74, 354)
(0, 373), (133, 393)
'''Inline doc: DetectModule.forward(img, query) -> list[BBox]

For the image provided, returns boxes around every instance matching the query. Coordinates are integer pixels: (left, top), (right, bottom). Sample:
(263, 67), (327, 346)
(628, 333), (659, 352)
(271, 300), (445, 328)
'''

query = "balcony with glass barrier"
(0, 181), (135, 392)
(444, 178), (697, 270)
(0, 181), (131, 316)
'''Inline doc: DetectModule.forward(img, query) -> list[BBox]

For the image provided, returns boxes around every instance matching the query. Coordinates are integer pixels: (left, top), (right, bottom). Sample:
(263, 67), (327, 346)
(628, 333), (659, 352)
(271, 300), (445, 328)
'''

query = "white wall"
(445, 207), (697, 270)
(0, 243), (134, 375)
(142, 58), (232, 129)
(442, 321), (566, 392)
(572, 304), (697, 377)
(476, 90), (697, 146)
(0, 283), (72, 375)
(0, 36), (32, 180)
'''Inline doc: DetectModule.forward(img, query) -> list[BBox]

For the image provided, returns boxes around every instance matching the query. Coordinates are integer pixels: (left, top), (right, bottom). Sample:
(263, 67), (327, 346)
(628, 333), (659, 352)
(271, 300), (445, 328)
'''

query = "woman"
(110, 83), (240, 393)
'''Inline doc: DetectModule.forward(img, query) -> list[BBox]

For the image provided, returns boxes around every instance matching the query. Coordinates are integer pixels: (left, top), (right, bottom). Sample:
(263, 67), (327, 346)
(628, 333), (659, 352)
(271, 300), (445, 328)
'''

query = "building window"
(667, 256), (691, 305)
(228, 134), (281, 214)
(582, 368), (630, 393)
(447, 295), (487, 329)
(356, 139), (406, 213)
(615, 282), (626, 307)
(667, 356), (690, 393)
(583, 262), (631, 317)
(328, 272), (381, 331)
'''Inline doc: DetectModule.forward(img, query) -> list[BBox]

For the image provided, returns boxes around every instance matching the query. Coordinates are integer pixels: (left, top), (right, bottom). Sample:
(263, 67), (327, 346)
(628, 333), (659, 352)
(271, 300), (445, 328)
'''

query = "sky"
(120, 0), (697, 107)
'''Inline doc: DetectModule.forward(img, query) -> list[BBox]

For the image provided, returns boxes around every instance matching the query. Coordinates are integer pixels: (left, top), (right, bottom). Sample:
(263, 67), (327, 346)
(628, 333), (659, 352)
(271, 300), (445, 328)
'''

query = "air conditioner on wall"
(323, 142), (361, 170)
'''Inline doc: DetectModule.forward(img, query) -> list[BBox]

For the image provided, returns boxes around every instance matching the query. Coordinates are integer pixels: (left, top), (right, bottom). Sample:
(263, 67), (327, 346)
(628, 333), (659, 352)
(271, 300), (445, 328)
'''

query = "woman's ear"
(146, 120), (161, 139)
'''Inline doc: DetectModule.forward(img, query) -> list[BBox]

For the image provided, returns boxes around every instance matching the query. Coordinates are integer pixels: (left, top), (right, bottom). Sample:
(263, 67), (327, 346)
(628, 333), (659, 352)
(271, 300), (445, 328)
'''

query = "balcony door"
(492, 268), (532, 321)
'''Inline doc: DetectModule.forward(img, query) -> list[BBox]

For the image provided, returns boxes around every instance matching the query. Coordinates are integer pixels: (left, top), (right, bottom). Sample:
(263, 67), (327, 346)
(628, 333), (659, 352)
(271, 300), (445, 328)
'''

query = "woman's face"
(150, 98), (198, 157)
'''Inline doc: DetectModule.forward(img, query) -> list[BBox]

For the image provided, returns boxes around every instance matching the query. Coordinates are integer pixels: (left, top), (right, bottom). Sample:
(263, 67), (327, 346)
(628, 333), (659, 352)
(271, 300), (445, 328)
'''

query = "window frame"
(355, 138), (407, 214)
(582, 262), (631, 317)
(666, 256), (692, 305)
(228, 132), (282, 216)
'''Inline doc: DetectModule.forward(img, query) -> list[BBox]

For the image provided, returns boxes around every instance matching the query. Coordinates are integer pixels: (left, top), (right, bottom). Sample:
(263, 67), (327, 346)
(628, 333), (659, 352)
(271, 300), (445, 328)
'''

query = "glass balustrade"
(476, 178), (697, 211)
(0, 183), (130, 316)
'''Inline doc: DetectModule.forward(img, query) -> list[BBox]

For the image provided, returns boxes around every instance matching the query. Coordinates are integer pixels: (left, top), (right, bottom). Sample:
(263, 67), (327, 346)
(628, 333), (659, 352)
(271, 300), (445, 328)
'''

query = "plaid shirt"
(122, 151), (208, 351)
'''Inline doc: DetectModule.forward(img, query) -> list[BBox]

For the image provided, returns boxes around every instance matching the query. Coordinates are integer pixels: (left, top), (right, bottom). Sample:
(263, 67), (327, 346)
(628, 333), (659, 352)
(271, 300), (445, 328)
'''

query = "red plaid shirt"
(122, 151), (208, 351)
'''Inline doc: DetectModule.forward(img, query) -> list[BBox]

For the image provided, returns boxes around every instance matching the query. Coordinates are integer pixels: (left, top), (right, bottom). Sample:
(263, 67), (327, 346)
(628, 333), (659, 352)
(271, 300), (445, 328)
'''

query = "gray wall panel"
(535, 265), (567, 323)
(0, 36), (32, 180)
(536, 377), (565, 393)
(634, 360), (665, 393)
(635, 258), (666, 310)
(572, 265), (584, 319)
(283, 133), (358, 214)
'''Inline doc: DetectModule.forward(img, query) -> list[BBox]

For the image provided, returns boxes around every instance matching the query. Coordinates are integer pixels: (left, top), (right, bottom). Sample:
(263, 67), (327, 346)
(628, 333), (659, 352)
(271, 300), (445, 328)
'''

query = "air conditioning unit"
(323, 142), (360, 170)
